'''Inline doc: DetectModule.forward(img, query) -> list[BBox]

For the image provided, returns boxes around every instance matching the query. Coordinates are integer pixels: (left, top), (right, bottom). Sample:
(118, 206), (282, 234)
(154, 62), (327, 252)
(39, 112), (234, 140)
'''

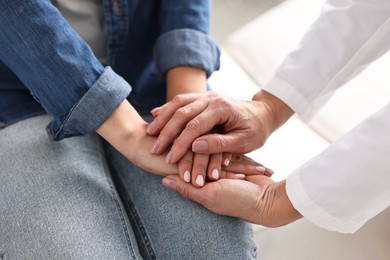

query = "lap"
(0, 115), (140, 259)
(104, 139), (257, 260)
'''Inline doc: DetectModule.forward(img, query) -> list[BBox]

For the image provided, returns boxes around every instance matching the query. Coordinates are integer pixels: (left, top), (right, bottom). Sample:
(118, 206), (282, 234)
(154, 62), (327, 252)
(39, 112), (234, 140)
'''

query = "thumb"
(192, 133), (248, 154)
(162, 175), (207, 205)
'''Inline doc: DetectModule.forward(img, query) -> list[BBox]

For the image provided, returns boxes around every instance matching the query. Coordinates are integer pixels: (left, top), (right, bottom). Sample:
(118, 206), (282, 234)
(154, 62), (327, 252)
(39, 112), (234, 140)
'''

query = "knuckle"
(174, 107), (190, 120)
(215, 135), (227, 152)
(186, 119), (202, 134)
(172, 137), (189, 151)
(172, 94), (185, 105)
(159, 127), (175, 142)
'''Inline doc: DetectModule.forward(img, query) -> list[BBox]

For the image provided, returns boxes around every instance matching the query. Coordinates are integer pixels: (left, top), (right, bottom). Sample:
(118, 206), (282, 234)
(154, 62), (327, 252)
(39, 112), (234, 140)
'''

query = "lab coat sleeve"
(263, 0), (390, 233)
(263, 0), (390, 121)
(287, 103), (390, 233)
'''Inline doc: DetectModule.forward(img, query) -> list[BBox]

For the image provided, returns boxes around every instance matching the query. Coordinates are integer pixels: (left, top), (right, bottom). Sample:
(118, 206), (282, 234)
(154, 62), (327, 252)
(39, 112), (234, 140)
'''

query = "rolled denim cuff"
(155, 29), (220, 78)
(46, 67), (132, 140)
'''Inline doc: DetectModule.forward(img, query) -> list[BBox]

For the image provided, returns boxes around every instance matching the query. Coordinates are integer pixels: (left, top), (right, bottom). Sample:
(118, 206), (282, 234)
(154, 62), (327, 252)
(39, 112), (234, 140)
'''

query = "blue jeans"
(0, 115), (256, 259)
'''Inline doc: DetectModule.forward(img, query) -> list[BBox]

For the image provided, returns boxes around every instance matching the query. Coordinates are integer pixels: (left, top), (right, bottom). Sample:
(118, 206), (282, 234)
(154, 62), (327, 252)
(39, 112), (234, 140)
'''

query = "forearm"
(166, 66), (207, 101)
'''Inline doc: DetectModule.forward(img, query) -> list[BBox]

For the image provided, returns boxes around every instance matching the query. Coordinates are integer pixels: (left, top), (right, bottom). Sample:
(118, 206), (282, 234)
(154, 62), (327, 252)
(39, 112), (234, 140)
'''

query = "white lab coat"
(264, 0), (390, 233)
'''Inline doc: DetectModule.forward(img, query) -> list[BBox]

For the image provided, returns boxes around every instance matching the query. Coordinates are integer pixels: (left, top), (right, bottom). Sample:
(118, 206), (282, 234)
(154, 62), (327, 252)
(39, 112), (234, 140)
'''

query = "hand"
(97, 100), (177, 176)
(147, 91), (293, 164)
(162, 174), (302, 227)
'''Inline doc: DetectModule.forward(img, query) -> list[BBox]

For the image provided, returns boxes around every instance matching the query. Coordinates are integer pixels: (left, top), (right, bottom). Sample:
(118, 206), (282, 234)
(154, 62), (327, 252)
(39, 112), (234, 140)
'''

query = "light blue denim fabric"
(0, 0), (220, 140)
(104, 118), (257, 260)
(0, 115), (143, 259)
(0, 115), (257, 259)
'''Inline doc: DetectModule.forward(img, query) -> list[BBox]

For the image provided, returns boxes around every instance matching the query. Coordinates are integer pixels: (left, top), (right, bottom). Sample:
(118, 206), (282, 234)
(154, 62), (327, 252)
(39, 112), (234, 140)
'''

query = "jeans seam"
(115, 173), (156, 260)
(99, 142), (139, 260)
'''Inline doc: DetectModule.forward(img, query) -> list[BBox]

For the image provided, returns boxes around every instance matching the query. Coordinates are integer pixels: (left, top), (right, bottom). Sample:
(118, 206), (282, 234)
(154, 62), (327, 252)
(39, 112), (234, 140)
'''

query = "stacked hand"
(145, 91), (301, 227)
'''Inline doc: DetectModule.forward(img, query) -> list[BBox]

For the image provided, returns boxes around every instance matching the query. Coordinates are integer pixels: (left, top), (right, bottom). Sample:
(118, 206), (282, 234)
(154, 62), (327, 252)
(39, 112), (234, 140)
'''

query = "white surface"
(224, 0), (390, 142)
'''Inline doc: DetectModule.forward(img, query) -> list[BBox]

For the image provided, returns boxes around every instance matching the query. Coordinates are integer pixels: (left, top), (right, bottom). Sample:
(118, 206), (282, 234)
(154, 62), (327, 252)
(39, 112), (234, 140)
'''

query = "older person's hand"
(146, 90), (294, 164)
(161, 173), (302, 227)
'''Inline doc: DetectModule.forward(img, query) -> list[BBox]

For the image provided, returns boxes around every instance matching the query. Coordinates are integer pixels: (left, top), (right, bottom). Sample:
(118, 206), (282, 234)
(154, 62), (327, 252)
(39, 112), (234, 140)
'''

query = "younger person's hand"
(178, 151), (274, 187)
(97, 100), (178, 176)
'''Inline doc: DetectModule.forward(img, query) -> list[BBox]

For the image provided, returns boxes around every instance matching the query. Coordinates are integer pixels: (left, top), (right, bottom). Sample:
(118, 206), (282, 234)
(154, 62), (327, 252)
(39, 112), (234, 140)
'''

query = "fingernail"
(196, 175), (204, 187)
(184, 170), (191, 183)
(267, 168), (275, 175)
(151, 140), (160, 154)
(192, 140), (208, 152)
(211, 169), (219, 180)
(165, 151), (174, 164)
(223, 158), (230, 167)
(150, 107), (162, 115)
(162, 177), (176, 190)
(255, 166), (266, 173)
(235, 173), (245, 179)
(146, 121), (157, 134)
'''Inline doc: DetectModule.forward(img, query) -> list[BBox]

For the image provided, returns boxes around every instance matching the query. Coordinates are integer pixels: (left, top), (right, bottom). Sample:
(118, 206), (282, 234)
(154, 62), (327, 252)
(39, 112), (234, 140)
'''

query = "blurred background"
(211, 0), (284, 43)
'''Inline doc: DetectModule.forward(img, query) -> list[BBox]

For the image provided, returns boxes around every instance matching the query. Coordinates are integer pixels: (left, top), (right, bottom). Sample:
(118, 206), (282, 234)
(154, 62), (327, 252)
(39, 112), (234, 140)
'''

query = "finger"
(223, 155), (274, 177)
(219, 171), (246, 180)
(223, 161), (273, 177)
(191, 153), (209, 187)
(207, 153), (222, 181)
(146, 93), (202, 135)
(178, 150), (193, 183)
(245, 175), (275, 186)
(150, 107), (162, 118)
(150, 98), (211, 160)
(191, 132), (251, 154)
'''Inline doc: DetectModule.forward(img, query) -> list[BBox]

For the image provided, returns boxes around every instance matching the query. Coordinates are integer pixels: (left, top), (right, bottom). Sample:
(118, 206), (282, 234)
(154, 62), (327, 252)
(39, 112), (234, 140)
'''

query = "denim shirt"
(0, 0), (220, 140)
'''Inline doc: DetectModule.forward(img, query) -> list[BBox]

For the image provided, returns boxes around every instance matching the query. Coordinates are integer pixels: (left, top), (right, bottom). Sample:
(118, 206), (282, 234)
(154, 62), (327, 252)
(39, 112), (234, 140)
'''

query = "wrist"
(166, 66), (207, 101)
(96, 100), (146, 160)
(267, 180), (302, 227)
(252, 90), (294, 133)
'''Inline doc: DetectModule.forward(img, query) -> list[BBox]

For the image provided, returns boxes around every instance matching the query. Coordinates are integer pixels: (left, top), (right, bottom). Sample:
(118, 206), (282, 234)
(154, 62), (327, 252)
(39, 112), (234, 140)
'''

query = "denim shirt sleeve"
(154, 0), (220, 78)
(0, 0), (131, 141)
